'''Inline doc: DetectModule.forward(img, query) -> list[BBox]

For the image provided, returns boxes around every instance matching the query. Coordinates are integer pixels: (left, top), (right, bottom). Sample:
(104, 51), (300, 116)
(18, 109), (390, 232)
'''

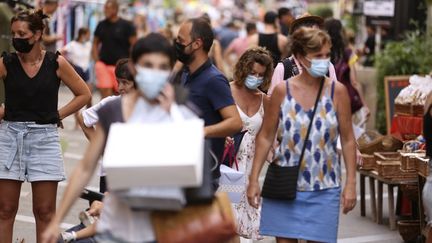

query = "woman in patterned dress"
(229, 47), (273, 241)
(247, 27), (357, 243)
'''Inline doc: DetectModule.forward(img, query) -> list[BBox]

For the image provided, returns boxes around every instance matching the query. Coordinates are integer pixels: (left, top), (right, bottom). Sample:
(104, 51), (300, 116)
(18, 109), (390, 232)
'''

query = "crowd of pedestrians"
(0, 1), (431, 243)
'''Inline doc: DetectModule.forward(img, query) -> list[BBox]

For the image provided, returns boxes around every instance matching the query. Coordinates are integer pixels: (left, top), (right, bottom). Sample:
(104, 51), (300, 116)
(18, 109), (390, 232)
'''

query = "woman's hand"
(247, 180), (261, 209)
(0, 104), (4, 120)
(41, 220), (61, 243)
(157, 84), (175, 113)
(341, 183), (357, 214)
(87, 200), (104, 217)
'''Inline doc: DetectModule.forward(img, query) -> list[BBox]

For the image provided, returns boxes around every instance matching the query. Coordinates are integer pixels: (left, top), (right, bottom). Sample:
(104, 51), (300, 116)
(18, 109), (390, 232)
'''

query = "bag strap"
(297, 78), (325, 166)
(282, 58), (294, 80)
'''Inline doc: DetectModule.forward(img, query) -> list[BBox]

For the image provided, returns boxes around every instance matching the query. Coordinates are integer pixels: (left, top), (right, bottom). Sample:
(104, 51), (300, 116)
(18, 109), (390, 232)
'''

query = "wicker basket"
(375, 152), (401, 178)
(397, 220), (421, 242)
(359, 154), (375, 170)
(395, 103), (424, 116)
(400, 152), (425, 171)
(416, 156), (430, 177)
(374, 152), (416, 179)
(357, 130), (384, 154)
(357, 132), (403, 155)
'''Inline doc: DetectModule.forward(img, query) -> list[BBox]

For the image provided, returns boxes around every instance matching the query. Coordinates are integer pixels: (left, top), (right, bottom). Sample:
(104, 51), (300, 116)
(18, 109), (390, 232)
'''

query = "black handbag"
(261, 78), (325, 200)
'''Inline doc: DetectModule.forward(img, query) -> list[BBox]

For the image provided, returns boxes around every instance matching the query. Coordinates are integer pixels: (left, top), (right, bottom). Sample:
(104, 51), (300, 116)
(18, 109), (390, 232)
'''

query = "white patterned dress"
(233, 95), (264, 240)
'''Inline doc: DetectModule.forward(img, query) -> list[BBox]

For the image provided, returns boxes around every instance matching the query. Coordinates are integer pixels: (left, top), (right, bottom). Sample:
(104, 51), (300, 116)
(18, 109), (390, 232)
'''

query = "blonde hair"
(233, 47), (274, 92)
(290, 27), (331, 58)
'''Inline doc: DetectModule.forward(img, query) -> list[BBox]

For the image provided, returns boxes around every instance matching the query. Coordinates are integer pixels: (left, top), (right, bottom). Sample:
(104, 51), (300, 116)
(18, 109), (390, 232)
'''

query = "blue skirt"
(260, 187), (341, 243)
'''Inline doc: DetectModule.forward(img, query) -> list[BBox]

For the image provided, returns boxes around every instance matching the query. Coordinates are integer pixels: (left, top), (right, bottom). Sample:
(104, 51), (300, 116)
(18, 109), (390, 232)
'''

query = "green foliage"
(375, 30), (432, 133)
(309, 6), (334, 19)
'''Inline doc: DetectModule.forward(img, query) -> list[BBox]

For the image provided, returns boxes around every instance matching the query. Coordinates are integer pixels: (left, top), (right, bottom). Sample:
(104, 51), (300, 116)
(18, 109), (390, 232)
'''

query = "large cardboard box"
(104, 119), (204, 190)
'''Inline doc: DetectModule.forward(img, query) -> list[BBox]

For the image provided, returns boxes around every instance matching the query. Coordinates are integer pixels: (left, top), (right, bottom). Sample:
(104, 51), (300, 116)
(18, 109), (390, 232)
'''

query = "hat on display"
(289, 13), (324, 34)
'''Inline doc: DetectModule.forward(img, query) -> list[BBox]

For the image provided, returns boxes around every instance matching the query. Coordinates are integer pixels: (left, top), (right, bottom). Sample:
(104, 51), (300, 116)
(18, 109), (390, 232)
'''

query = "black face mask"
(12, 37), (35, 53)
(175, 41), (194, 64)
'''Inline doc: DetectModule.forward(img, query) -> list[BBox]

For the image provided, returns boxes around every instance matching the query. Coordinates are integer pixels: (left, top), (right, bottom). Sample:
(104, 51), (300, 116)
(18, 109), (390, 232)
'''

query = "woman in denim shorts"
(423, 94), (432, 243)
(0, 9), (91, 242)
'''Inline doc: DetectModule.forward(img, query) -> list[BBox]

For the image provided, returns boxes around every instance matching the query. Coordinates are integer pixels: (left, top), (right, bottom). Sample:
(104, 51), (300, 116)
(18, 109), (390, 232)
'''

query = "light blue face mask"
(245, 75), (264, 90)
(134, 66), (170, 99)
(305, 58), (330, 78)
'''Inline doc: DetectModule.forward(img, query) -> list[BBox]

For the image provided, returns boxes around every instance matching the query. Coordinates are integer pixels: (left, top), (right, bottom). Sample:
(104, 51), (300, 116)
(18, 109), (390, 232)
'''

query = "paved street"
(13, 86), (405, 243)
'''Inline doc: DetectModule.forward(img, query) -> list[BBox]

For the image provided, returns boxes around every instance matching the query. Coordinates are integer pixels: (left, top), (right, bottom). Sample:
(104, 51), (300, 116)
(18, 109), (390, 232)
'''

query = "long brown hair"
(233, 47), (274, 92)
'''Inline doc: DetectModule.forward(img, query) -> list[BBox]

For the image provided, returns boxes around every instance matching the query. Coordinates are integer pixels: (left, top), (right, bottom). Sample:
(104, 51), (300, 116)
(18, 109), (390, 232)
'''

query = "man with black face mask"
(176, 17), (242, 188)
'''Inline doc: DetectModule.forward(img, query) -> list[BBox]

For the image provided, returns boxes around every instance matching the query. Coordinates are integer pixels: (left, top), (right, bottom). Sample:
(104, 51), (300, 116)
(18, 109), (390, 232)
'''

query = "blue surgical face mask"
(134, 66), (170, 99)
(245, 75), (264, 90)
(305, 58), (330, 78)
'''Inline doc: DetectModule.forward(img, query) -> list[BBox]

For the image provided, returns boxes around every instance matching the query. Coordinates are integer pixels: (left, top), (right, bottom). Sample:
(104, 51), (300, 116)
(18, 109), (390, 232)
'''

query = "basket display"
(374, 152), (417, 179)
(395, 103), (424, 116)
(359, 154), (375, 170)
(415, 156), (430, 177)
(400, 152), (425, 171)
(357, 130), (384, 154)
(357, 132), (403, 155)
(375, 152), (401, 178)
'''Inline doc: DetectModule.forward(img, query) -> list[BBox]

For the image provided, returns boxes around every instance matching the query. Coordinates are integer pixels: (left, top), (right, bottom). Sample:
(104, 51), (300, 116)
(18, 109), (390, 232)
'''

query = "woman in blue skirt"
(247, 27), (357, 243)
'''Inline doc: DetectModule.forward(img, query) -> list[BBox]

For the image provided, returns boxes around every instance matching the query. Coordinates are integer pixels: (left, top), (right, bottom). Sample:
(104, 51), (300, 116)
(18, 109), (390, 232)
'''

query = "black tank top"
(2, 51), (61, 124)
(258, 33), (282, 66)
(424, 104), (432, 157)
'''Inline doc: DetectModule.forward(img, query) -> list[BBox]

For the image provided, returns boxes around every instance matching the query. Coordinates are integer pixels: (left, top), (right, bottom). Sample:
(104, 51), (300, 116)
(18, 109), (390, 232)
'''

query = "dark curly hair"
(11, 9), (49, 34)
(233, 47), (274, 92)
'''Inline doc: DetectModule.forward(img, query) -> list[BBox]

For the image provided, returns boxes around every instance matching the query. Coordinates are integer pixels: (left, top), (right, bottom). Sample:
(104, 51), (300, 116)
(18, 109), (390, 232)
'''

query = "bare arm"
(247, 84), (285, 208)
(129, 35), (137, 48)
(57, 56), (91, 120)
(204, 105), (242, 137)
(349, 62), (368, 113)
(0, 58), (6, 119)
(91, 37), (100, 62)
(77, 111), (95, 141)
(212, 41), (225, 74)
(0, 57), (6, 79)
(223, 43), (236, 68)
(42, 124), (106, 243)
(278, 34), (289, 59)
(334, 81), (357, 214)
(42, 34), (61, 45)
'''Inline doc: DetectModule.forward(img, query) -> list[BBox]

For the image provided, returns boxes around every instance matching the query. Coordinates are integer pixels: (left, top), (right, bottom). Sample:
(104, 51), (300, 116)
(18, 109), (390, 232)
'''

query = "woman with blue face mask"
(227, 47), (273, 241)
(42, 33), (196, 243)
(247, 27), (357, 243)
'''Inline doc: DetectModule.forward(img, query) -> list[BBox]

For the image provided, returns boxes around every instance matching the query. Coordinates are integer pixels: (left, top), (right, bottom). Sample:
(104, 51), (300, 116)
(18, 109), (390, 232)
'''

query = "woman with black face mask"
(0, 9), (91, 242)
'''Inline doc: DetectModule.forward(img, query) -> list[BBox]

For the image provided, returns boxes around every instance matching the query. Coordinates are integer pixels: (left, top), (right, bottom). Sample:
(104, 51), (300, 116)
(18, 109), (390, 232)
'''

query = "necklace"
(28, 54), (43, 66)
(19, 53), (43, 67)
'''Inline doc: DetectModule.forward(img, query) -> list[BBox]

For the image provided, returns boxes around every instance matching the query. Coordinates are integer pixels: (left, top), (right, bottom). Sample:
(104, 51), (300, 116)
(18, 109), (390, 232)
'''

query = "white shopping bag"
(103, 119), (204, 190)
(218, 164), (245, 203)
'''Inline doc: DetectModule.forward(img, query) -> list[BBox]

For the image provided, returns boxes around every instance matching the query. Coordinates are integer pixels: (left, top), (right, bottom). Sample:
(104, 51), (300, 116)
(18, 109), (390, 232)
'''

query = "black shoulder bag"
(261, 78), (325, 200)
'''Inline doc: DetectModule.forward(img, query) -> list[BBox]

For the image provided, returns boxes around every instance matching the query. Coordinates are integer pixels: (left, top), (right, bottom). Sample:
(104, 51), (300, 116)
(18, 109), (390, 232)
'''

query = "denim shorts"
(0, 121), (65, 182)
(423, 162), (432, 226)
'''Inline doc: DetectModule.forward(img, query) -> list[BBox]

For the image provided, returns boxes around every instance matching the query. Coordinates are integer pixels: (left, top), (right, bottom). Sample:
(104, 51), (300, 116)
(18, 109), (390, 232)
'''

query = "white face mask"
(304, 57), (330, 78)
(134, 66), (170, 99)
